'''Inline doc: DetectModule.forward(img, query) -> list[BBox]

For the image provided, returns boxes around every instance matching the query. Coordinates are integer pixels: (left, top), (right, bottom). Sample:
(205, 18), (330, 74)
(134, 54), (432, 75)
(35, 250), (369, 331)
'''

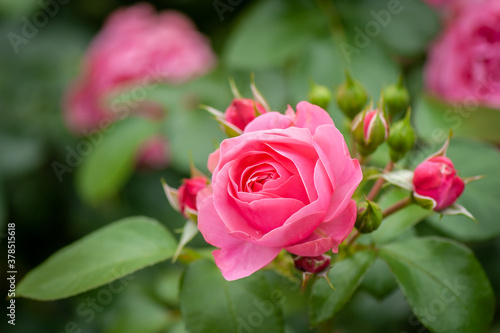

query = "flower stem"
(382, 196), (412, 218)
(366, 161), (394, 201)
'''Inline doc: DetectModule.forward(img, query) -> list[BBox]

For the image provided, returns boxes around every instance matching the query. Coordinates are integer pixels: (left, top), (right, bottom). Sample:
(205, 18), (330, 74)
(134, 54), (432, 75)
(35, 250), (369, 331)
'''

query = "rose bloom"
(425, 0), (500, 108)
(64, 3), (216, 133)
(412, 156), (465, 211)
(197, 102), (362, 280)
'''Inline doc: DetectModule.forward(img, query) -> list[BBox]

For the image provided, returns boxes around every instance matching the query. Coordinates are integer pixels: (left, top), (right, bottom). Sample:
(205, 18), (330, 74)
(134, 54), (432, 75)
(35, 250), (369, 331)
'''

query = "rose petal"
(197, 194), (281, 281)
(293, 101), (334, 135)
(313, 125), (363, 221)
(285, 200), (357, 256)
(243, 111), (294, 133)
(213, 243), (281, 281)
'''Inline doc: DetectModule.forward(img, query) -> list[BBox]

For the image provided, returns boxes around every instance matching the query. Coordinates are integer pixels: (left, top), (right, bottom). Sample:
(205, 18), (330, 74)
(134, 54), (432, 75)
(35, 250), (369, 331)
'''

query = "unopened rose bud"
(355, 200), (383, 233)
(387, 109), (415, 162)
(412, 156), (464, 211)
(308, 82), (332, 110)
(335, 72), (368, 119)
(351, 108), (389, 156)
(224, 98), (267, 131)
(178, 176), (208, 218)
(383, 76), (410, 117)
(293, 254), (331, 274)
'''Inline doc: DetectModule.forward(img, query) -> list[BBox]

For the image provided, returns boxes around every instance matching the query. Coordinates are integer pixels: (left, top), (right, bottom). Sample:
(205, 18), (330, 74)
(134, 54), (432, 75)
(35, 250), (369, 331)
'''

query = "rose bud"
(335, 71), (368, 119)
(293, 254), (331, 274)
(351, 108), (389, 156)
(224, 98), (267, 131)
(178, 176), (208, 218)
(387, 109), (415, 162)
(383, 76), (410, 117)
(412, 156), (465, 211)
(308, 81), (332, 110)
(355, 200), (383, 233)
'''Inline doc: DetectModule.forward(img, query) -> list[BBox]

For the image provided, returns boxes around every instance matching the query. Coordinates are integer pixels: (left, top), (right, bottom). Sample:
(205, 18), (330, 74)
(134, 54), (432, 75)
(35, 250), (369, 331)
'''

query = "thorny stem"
(382, 196), (412, 218)
(366, 161), (394, 201)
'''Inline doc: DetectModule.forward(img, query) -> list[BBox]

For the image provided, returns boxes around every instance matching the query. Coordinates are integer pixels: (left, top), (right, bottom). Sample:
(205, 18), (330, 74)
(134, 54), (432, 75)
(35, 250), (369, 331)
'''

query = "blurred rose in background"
(425, 0), (500, 108)
(63, 2), (216, 168)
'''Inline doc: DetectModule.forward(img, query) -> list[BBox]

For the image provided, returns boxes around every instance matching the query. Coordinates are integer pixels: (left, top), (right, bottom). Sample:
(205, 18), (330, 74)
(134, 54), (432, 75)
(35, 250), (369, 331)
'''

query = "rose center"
(246, 172), (276, 192)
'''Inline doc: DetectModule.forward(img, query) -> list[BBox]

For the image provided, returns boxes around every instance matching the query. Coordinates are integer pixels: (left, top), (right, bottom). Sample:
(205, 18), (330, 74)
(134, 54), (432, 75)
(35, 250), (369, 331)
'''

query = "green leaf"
(180, 259), (284, 333)
(366, 189), (431, 245)
(310, 249), (376, 324)
(360, 258), (397, 301)
(224, 0), (328, 70)
(379, 237), (494, 333)
(75, 117), (159, 204)
(425, 139), (500, 241)
(17, 216), (177, 300)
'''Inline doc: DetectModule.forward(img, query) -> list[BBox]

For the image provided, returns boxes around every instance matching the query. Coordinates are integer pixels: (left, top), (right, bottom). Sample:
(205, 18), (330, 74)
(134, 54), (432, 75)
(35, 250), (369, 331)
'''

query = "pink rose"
(425, 0), (500, 108)
(64, 3), (216, 133)
(197, 101), (362, 280)
(412, 156), (465, 211)
(224, 98), (267, 131)
(178, 176), (208, 217)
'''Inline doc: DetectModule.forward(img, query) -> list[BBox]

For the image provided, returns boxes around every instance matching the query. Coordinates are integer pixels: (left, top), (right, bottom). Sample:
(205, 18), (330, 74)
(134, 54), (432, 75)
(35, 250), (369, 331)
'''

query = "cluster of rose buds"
(164, 76), (477, 283)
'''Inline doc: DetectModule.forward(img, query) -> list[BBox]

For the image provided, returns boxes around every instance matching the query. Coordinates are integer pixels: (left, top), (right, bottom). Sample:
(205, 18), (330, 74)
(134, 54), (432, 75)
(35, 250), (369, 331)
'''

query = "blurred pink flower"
(425, 0), (500, 108)
(135, 135), (170, 170)
(64, 3), (216, 133)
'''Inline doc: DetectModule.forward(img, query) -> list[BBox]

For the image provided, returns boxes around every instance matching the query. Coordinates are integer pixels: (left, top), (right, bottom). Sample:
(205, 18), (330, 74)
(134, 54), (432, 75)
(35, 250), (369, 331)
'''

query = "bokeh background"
(1, 0), (499, 332)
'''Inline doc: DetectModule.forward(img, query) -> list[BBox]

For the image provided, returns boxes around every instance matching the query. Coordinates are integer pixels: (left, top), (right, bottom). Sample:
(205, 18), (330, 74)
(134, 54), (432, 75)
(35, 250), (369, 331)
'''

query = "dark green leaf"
(180, 259), (284, 333)
(310, 249), (376, 324)
(379, 237), (494, 333)
(17, 216), (177, 300)
(360, 258), (397, 300)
